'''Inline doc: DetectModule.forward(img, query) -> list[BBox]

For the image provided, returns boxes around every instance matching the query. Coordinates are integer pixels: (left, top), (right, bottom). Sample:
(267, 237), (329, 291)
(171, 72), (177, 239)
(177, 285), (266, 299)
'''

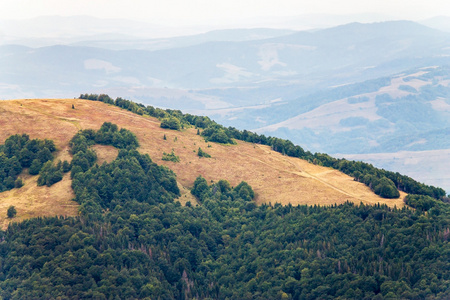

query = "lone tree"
(7, 205), (17, 218)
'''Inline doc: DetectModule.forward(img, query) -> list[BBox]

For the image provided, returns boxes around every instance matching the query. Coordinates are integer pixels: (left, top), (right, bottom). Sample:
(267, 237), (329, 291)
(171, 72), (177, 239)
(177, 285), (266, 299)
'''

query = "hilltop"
(0, 98), (449, 299)
(0, 98), (406, 228)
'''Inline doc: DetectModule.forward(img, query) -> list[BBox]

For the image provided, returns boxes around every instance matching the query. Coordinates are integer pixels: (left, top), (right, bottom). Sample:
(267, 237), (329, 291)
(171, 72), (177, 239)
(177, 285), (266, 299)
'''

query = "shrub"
(197, 147), (211, 158)
(162, 151), (180, 162)
(7, 205), (16, 218)
(160, 117), (181, 130)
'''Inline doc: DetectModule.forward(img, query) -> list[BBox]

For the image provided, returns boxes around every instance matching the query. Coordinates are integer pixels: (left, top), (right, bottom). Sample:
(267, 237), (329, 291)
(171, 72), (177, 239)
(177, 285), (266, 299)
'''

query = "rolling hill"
(0, 98), (448, 299)
(0, 98), (407, 229)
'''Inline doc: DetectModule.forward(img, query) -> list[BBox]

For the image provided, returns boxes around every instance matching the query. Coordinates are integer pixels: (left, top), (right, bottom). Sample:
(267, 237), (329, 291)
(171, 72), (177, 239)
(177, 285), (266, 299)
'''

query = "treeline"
(1, 124), (449, 298)
(79, 93), (446, 200)
(0, 134), (58, 191)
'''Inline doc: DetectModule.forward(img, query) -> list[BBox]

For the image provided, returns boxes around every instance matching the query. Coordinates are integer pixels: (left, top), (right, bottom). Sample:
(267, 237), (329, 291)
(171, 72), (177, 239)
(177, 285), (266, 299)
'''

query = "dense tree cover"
(80, 94), (446, 200)
(404, 195), (437, 212)
(1, 123), (450, 299)
(0, 134), (57, 192)
(37, 160), (65, 187)
(1, 178), (449, 298)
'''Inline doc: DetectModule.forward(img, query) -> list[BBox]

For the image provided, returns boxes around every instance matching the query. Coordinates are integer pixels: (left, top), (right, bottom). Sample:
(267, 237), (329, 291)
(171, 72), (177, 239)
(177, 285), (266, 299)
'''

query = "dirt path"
(252, 144), (406, 207)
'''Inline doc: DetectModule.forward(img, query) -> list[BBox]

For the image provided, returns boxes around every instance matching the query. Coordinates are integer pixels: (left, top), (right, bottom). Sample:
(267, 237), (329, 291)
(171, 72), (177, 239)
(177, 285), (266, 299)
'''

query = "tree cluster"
(162, 150), (180, 163)
(161, 117), (182, 131)
(0, 134), (57, 192)
(37, 160), (69, 187)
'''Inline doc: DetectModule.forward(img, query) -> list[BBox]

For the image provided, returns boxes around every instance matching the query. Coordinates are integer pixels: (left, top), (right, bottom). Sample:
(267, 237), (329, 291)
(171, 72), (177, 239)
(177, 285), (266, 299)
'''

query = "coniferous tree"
(7, 205), (16, 218)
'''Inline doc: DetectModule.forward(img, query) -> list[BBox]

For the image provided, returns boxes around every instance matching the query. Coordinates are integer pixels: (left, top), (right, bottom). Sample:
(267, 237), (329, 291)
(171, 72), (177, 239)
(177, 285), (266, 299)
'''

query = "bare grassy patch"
(0, 173), (77, 230)
(91, 144), (119, 165)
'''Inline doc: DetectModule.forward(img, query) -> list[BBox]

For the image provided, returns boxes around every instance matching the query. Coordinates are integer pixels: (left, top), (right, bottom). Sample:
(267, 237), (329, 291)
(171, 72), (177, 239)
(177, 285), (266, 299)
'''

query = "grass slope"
(0, 98), (406, 228)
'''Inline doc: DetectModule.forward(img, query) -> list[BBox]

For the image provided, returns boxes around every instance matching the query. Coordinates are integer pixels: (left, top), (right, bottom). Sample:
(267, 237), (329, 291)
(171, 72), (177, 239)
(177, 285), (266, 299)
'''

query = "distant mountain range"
(1, 18), (450, 191)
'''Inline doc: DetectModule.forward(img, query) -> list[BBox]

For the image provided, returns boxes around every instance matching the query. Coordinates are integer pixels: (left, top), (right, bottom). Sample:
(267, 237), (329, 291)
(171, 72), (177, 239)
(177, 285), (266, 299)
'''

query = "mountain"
(420, 16), (450, 32)
(244, 66), (450, 191)
(0, 15), (173, 43)
(1, 20), (450, 192)
(0, 98), (448, 299)
(2, 21), (449, 97)
(69, 28), (296, 51)
(0, 98), (405, 229)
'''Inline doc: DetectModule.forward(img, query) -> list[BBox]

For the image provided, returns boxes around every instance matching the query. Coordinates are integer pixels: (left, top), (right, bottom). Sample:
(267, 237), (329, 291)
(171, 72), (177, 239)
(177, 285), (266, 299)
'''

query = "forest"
(0, 116), (449, 299)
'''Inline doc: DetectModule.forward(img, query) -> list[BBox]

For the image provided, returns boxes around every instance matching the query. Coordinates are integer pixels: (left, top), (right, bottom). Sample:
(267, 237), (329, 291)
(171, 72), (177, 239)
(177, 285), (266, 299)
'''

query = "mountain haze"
(2, 20), (450, 191)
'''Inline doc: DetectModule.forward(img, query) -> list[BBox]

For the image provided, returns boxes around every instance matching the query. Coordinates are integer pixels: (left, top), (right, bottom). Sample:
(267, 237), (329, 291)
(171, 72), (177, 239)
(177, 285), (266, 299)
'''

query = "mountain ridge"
(0, 98), (410, 228)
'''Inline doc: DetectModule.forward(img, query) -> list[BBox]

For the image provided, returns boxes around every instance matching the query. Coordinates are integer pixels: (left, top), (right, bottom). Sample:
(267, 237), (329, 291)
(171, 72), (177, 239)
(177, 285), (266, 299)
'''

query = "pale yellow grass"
(0, 173), (77, 230)
(0, 99), (405, 228)
(91, 144), (119, 165)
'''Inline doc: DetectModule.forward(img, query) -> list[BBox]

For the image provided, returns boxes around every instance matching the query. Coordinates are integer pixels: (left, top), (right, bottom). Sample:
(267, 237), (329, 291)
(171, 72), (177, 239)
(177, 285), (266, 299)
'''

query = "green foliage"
(361, 175), (400, 198)
(160, 117), (181, 130)
(2, 188), (449, 299)
(404, 194), (437, 211)
(95, 122), (139, 149)
(373, 177), (400, 198)
(14, 178), (23, 189)
(191, 176), (209, 201)
(37, 161), (63, 187)
(162, 150), (180, 162)
(69, 124), (180, 213)
(191, 176), (255, 205)
(217, 179), (231, 193)
(6, 205), (16, 218)
(62, 160), (71, 173)
(28, 158), (43, 175)
(1, 124), (449, 299)
(233, 181), (255, 201)
(197, 147), (211, 158)
(201, 125), (235, 144)
(3, 95), (448, 299)
(0, 134), (56, 192)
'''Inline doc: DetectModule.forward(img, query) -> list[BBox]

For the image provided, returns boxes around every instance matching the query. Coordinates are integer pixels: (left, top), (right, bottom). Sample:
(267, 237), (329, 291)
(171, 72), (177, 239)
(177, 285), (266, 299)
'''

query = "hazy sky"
(2, 0), (449, 26)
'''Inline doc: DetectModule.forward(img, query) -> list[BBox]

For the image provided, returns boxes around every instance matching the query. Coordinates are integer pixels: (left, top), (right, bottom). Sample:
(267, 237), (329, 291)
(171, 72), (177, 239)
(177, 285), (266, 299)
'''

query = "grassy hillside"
(0, 98), (406, 228)
(1, 98), (449, 299)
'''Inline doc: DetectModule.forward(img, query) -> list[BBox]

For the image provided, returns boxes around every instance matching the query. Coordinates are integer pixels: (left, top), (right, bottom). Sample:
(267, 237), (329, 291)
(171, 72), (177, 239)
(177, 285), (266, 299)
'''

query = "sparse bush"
(197, 147), (211, 158)
(162, 150), (180, 162)
(14, 178), (24, 188)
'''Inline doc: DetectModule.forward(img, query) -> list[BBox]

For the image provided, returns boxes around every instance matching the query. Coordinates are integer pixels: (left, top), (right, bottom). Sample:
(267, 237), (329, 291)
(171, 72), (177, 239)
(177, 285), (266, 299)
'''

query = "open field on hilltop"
(0, 98), (406, 228)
